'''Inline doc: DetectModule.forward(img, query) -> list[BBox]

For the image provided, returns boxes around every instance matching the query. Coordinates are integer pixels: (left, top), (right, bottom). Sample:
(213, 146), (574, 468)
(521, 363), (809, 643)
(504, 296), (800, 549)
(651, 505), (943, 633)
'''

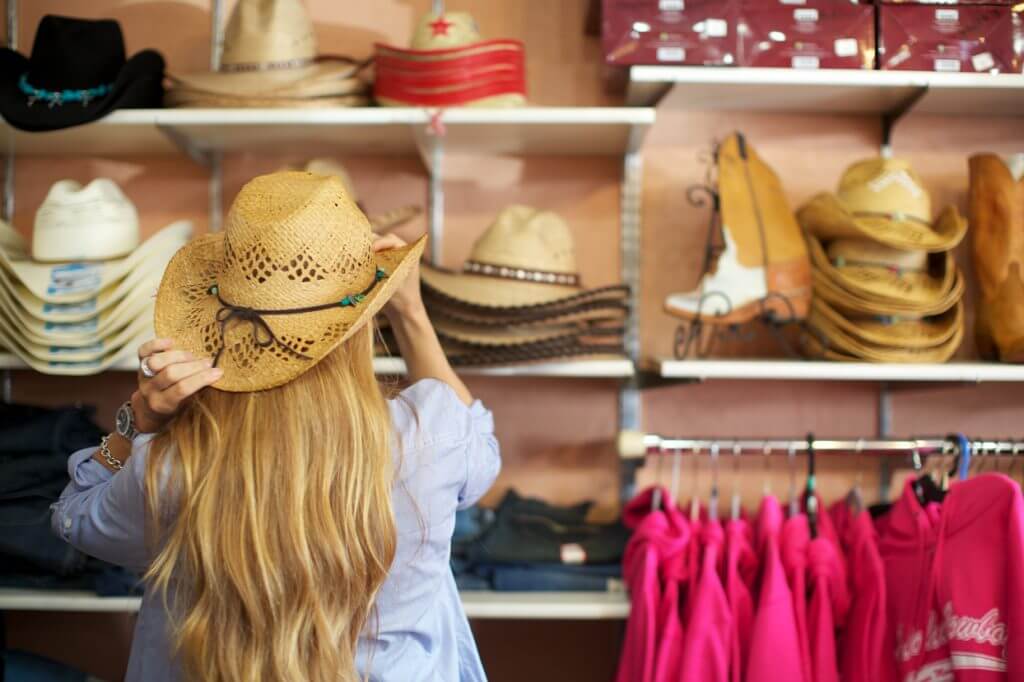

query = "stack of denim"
(0, 403), (140, 596)
(451, 490), (629, 592)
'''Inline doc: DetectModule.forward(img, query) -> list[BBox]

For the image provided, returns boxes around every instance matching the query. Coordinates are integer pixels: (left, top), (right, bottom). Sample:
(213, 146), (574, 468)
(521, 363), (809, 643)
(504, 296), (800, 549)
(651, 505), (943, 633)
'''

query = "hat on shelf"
(0, 15), (165, 132)
(33, 179), (140, 262)
(421, 205), (617, 308)
(154, 171), (426, 392)
(798, 158), (967, 252)
(373, 11), (526, 108)
(165, 0), (370, 108)
(290, 158), (422, 232)
(797, 157), (966, 363)
(0, 216), (192, 375)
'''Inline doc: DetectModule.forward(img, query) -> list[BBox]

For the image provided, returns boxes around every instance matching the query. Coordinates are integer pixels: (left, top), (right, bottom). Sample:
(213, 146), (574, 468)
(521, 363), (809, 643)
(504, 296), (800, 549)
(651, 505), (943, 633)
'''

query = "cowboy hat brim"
(168, 59), (366, 98)
(807, 234), (961, 311)
(154, 233), (426, 393)
(0, 49), (164, 132)
(812, 269), (965, 318)
(798, 193), (967, 253)
(803, 306), (963, 363)
(810, 297), (962, 351)
(420, 262), (587, 308)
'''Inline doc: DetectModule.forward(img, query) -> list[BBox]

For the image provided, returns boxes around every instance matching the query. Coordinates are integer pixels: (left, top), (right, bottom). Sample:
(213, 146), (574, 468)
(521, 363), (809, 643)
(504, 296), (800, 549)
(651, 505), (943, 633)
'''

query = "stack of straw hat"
(165, 0), (370, 108)
(383, 206), (629, 366)
(797, 158), (967, 363)
(373, 11), (526, 108)
(0, 178), (191, 374)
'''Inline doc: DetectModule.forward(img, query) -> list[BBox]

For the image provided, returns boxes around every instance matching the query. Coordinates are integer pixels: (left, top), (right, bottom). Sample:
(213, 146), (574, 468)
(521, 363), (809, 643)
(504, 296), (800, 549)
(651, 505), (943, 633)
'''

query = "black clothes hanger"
(804, 433), (819, 539)
(912, 446), (946, 505)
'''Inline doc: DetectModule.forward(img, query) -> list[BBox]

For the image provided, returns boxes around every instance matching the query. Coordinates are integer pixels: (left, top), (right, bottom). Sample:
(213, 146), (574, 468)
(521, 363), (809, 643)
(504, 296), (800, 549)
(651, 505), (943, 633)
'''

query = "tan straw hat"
(167, 0), (368, 103)
(155, 171), (425, 392)
(421, 205), (598, 308)
(798, 158), (967, 252)
(295, 158), (422, 232)
(807, 236), (961, 312)
(809, 297), (963, 351)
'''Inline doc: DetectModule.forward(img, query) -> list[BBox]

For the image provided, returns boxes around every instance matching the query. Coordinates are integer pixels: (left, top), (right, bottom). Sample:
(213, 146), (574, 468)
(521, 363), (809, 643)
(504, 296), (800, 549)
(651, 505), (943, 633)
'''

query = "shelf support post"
(619, 123), (647, 499)
(3, 0), (16, 224)
(881, 86), (928, 157)
(413, 119), (445, 264)
(209, 150), (223, 233)
(209, 0), (224, 71)
(6, 0), (17, 51)
(877, 381), (893, 503)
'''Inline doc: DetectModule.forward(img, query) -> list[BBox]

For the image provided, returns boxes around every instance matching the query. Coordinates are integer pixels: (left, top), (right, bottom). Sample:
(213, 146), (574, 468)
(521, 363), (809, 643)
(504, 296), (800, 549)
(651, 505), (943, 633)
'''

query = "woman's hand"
(132, 339), (223, 433)
(373, 234), (426, 323)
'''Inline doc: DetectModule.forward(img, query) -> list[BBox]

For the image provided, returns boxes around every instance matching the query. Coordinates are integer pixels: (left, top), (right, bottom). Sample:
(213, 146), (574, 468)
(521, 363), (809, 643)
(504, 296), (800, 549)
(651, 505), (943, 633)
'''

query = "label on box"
(934, 58), (961, 72)
(792, 55), (820, 69)
(834, 38), (859, 57)
(703, 18), (728, 37)
(794, 8), (819, 23)
(781, 0), (807, 4)
(971, 51), (995, 71)
(657, 46), (686, 62)
(659, 0), (684, 10)
(560, 543), (587, 565)
(935, 9), (959, 23)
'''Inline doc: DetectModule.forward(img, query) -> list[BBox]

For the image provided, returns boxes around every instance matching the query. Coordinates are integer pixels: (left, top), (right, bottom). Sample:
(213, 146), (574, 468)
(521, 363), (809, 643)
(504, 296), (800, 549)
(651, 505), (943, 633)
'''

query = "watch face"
(116, 405), (130, 436)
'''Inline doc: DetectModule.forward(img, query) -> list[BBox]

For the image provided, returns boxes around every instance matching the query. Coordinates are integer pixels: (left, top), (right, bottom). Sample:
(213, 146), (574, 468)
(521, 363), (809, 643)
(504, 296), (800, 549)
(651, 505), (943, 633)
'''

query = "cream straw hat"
(155, 171), (425, 393)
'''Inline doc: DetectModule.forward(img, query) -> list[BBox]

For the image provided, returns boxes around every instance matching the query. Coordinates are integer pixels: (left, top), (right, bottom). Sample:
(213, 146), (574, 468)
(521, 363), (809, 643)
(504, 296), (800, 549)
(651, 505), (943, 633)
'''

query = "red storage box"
(602, 0), (740, 65)
(737, 0), (875, 70)
(878, 4), (1021, 73)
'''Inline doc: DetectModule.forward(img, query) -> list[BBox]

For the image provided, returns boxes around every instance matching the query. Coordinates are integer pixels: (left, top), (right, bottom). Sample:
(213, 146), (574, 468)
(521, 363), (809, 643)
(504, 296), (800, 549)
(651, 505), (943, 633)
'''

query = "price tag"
(934, 58), (961, 72)
(794, 8), (819, 22)
(657, 46), (686, 62)
(834, 38), (859, 58)
(971, 52), (995, 72)
(792, 55), (820, 69)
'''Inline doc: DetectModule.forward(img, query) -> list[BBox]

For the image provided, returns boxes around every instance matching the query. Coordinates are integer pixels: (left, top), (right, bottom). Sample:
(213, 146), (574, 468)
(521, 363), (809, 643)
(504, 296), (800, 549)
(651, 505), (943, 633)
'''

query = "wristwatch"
(115, 400), (140, 441)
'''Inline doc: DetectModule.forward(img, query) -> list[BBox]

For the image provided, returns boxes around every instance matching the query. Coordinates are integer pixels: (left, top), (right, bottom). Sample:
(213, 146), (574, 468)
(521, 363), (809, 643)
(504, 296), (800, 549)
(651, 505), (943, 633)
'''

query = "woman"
(51, 172), (501, 681)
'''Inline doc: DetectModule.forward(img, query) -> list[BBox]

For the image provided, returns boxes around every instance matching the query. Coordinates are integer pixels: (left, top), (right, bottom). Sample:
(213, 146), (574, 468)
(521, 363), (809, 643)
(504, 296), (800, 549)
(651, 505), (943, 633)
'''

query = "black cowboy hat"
(0, 15), (165, 132)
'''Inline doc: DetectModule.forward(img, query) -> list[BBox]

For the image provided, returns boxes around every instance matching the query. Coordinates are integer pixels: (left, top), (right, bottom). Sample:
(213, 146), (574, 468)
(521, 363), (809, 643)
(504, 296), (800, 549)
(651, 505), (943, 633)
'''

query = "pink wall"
(3, 1), (1023, 680)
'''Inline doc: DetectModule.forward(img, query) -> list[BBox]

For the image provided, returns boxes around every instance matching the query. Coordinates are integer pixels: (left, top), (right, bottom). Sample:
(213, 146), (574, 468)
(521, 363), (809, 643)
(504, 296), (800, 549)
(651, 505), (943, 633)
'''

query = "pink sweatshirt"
(830, 502), (888, 682)
(652, 503), (692, 682)
(807, 535), (850, 682)
(680, 519), (732, 682)
(618, 488), (689, 682)
(748, 496), (806, 682)
(725, 518), (757, 682)
(782, 513), (813, 682)
(878, 473), (1024, 681)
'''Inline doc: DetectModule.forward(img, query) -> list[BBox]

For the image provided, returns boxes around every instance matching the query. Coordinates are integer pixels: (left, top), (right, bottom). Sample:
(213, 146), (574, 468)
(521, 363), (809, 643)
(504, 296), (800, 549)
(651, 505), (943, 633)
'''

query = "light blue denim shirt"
(51, 379), (501, 682)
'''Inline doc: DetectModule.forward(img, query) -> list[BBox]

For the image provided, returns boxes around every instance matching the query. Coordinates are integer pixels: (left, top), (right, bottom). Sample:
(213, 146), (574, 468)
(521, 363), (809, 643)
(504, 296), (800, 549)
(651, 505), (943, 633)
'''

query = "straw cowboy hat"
(373, 11), (526, 108)
(804, 299), (964, 363)
(0, 15), (164, 132)
(798, 158), (967, 252)
(154, 171), (426, 393)
(33, 179), (139, 262)
(288, 159), (422, 232)
(806, 236), (962, 313)
(166, 0), (369, 107)
(420, 205), (620, 309)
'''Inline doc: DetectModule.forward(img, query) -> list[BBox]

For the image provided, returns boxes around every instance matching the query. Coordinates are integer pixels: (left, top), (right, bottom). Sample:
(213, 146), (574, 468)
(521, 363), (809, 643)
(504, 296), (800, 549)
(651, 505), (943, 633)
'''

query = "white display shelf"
(0, 588), (630, 620)
(0, 354), (634, 379)
(0, 107), (655, 159)
(655, 359), (1024, 383)
(627, 66), (1024, 115)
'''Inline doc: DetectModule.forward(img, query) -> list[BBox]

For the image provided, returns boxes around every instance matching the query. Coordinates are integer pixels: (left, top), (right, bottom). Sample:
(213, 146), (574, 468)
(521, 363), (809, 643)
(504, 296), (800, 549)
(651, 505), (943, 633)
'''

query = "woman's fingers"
(144, 350), (198, 376)
(164, 368), (223, 406)
(146, 358), (214, 392)
(137, 338), (174, 360)
(372, 234), (407, 252)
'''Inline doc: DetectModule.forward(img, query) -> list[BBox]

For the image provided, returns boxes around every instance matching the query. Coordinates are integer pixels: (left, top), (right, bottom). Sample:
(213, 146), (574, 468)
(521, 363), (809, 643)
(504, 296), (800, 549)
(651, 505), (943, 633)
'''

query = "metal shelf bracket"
(881, 85), (928, 157)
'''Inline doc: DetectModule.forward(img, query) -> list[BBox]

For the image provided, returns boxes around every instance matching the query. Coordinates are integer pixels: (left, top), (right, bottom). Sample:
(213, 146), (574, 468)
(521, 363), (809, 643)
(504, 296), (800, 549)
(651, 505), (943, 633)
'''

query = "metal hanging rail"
(618, 430), (1024, 460)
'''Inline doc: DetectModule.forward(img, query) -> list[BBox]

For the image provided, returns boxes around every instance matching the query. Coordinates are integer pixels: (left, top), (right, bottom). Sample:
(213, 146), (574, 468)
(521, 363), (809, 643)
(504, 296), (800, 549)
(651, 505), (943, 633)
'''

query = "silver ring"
(140, 357), (156, 378)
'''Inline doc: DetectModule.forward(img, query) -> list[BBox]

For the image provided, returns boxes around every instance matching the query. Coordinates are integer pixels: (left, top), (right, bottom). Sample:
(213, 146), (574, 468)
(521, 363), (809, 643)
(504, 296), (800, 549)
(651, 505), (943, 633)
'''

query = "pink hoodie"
(680, 518), (731, 682)
(830, 501), (888, 682)
(807, 535), (850, 682)
(618, 488), (689, 682)
(748, 496), (806, 682)
(724, 518), (757, 682)
(878, 473), (1024, 681)
(653, 502), (692, 682)
(782, 513), (813, 682)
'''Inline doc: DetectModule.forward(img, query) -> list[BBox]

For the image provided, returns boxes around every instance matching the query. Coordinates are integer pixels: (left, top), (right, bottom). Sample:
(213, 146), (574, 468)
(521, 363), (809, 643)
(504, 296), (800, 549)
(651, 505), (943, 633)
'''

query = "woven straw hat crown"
(410, 12), (483, 50)
(837, 158), (932, 223)
(219, 172), (374, 309)
(220, 0), (317, 67)
(470, 205), (578, 276)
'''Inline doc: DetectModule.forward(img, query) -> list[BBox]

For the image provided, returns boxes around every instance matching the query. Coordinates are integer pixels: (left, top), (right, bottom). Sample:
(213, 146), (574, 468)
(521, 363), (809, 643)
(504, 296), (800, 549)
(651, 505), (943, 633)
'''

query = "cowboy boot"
(665, 133), (811, 324)
(969, 153), (1024, 362)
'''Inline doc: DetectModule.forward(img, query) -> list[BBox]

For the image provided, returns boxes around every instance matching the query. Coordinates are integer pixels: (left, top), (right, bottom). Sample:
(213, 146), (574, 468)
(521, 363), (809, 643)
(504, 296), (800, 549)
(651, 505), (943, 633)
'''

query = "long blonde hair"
(145, 325), (396, 682)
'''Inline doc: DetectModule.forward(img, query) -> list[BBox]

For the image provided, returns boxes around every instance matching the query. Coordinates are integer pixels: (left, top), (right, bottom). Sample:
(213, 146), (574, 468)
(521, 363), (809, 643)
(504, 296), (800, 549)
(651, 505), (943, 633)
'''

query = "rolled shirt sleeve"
(459, 398), (501, 510)
(50, 434), (155, 574)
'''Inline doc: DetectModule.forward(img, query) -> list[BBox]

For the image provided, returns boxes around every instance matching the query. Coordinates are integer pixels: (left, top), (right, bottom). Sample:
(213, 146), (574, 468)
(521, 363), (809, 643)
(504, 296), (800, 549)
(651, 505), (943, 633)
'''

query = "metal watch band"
(99, 434), (124, 471)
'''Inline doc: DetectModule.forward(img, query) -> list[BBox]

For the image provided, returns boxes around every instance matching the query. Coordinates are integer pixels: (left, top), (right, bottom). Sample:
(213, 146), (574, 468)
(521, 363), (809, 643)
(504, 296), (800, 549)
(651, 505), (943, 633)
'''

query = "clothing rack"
(617, 430), (1024, 460)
